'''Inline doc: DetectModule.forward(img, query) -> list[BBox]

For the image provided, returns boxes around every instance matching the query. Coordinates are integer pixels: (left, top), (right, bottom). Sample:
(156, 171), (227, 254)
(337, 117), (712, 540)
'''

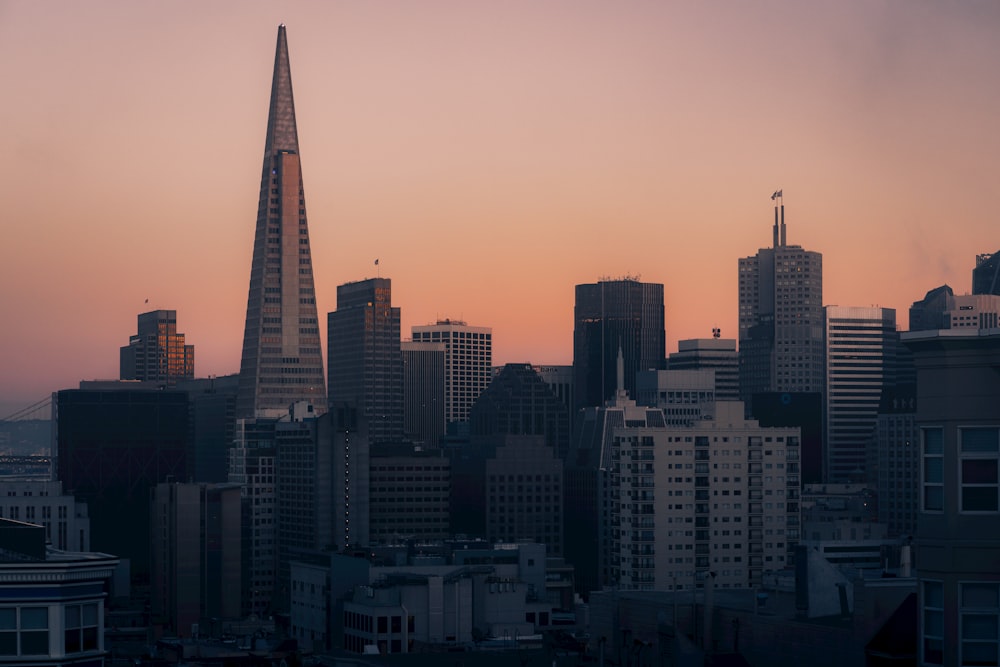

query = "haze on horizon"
(1, 1), (998, 415)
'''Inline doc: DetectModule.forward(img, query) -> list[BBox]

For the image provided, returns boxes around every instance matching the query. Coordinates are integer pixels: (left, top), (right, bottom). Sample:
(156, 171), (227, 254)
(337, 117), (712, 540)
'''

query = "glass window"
(923, 428), (944, 511)
(924, 580), (944, 665)
(961, 582), (1000, 666)
(961, 428), (1000, 513)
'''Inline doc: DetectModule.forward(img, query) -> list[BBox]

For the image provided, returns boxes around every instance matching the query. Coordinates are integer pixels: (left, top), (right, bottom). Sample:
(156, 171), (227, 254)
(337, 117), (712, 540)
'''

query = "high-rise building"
(875, 384), (918, 538)
(573, 278), (665, 411)
(369, 448), (450, 544)
(469, 363), (572, 460)
(401, 341), (446, 449)
(237, 25), (326, 419)
(668, 338), (739, 401)
(903, 329), (1000, 667)
(273, 404), (368, 610)
(150, 482), (242, 635)
(411, 319), (492, 424)
(738, 198), (823, 415)
(228, 418), (277, 618)
(972, 250), (1000, 295)
(909, 285), (954, 332)
(824, 306), (898, 483)
(120, 309), (194, 383)
(55, 387), (189, 579)
(327, 278), (403, 445)
(604, 402), (801, 591)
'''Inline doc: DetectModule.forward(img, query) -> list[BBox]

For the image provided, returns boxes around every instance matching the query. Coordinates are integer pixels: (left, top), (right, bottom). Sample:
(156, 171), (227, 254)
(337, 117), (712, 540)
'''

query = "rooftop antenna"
(770, 189), (784, 247)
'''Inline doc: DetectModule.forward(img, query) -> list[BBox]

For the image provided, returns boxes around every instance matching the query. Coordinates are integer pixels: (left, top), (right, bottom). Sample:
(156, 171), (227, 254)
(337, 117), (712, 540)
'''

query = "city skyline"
(2, 2), (999, 414)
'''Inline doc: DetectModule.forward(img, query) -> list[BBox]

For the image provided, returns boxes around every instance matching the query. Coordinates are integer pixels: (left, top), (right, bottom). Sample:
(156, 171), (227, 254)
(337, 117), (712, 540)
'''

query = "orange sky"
(1, 1), (998, 416)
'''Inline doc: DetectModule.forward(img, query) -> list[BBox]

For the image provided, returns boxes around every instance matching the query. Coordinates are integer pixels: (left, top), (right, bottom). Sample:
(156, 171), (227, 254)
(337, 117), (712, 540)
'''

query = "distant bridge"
(1, 397), (52, 423)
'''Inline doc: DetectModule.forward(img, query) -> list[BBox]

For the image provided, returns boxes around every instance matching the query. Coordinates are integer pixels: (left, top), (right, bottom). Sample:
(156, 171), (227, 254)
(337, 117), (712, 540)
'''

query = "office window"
(961, 582), (999, 666)
(923, 580), (944, 665)
(961, 428), (1000, 513)
(923, 428), (944, 512)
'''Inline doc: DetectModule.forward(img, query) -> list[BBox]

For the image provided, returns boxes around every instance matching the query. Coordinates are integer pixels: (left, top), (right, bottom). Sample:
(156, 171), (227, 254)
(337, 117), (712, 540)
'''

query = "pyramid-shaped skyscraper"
(237, 25), (326, 418)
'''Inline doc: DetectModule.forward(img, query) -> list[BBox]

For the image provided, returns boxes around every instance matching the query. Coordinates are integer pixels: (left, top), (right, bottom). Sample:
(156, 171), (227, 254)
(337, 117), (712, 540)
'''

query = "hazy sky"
(1, 1), (998, 416)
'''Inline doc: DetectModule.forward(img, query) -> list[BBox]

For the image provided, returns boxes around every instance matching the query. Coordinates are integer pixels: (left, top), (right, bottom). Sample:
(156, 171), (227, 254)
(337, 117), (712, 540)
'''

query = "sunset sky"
(1, 1), (998, 416)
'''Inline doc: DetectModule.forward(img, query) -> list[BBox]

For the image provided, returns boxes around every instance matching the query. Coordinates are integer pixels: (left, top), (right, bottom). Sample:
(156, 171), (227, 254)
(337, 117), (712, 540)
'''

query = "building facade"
(119, 309), (194, 383)
(876, 385), (919, 538)
(327, 278), (403, 446)
(669, 338), (740, 401)
(824, 306), (898, 483)
(411, 320), (492, 425)
(401, 341), (446, 449)
(573, 278), (666, 411)
(149, 482), (242, 636)
(606, 402), (801, 591)
(237, 24), (326, 419)
(0, 481), (89, 553)
(738, 200), (824, 415)
(972, 250), (1000, 296)
(369, 451), (450, 544)
(905, 329), (1000, 667)
(0, 520), (118, 666)
(54, 387), (188, 580)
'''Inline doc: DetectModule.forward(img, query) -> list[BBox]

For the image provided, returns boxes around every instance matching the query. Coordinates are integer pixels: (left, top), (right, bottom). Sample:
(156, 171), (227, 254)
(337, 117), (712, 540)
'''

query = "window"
(961, 428), (1000, 513)
(0, 607), (49, 657)
(961, 582), (1000, 666)
(923, 428), (944, 511)
(923, 580), (944, 665)
(65, 604), (98, 653)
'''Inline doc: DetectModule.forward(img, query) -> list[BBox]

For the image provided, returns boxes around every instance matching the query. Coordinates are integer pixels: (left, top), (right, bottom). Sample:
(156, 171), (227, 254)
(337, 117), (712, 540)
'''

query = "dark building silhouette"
(738, 198), (824, 416)
(973, 250), (1000, 295)
(120, 309), (194, 383)
(177, 374), (239, 483)
(909, 285), (955, 332)
(327, 278), (403, 446)
(401, 341), (446, 449)
(150, 482), (242, 635)
(751, 392), (823, 485)
(55, 388), (189, 580)
(573, 278), (665, 411)
(469, 363), (571, 460)
(903, 329), (1000, 667)
(448, 366), (573, 553)
(237, 24), (326, 418)
(875, 383), (918, 538)
(369, 447), (450, 544)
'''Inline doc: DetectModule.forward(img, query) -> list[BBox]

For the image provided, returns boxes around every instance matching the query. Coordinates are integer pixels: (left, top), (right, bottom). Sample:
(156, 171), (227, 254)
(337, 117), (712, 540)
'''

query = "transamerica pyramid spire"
(237, 25), (327, 418)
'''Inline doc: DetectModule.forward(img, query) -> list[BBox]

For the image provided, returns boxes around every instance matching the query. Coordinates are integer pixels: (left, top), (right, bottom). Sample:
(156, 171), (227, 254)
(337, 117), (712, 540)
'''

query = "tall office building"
(668, 338), (740, 401)
(910, 285), (955, 332)
(738, 197), (823, 414)
(270, 405), (368, 611)
(228, 418), (277, 618)
(401, 341), (446, 448)
(120, 309), (194, 383)
(150, 482), (242, 635)
(972, 250), (1000, 295)
(411, 319), (492, 424)
(824, 306), (898, 483)
(237, 25), (326, 419)
(55, 387), (189, 579)
(573, 278), (666, 411)
(469, 363), (572, 460)
(327, 278), (403, 445)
